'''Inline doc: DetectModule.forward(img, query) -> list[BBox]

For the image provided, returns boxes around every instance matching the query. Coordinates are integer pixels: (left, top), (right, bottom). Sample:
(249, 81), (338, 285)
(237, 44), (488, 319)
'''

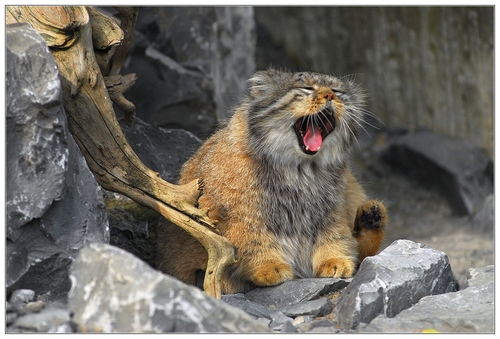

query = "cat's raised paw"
(354, 200), (387, 233)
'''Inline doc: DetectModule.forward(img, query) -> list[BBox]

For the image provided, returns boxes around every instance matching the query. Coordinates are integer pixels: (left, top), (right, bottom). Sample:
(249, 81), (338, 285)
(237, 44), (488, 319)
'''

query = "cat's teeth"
(305, 146), (320, 152)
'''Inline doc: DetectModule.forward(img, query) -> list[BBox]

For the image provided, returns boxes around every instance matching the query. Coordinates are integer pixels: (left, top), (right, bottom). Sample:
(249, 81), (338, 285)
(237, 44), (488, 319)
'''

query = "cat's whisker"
(351, 111), (380, 136)
(341, 117), (360, 149)
(361, 119), (380, 131)
(343, 109), (372, 138)
(318, 111), (330, 132)
(313, 114), (322, 135)
(308, 115), (315, 136)
(359, 108), (384, 125)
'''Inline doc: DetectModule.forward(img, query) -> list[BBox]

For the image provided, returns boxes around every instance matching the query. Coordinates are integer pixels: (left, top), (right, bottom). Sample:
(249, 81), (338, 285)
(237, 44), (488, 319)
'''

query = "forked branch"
(6, 5), (236, 299)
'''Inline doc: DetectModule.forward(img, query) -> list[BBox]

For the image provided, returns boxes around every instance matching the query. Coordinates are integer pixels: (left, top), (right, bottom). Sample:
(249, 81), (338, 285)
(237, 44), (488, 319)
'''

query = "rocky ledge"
(6, 239), (493, 333)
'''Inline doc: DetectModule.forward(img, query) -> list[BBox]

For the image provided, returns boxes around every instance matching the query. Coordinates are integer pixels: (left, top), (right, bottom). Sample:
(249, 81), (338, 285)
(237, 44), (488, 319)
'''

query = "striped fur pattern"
(156, 69), (387, 294)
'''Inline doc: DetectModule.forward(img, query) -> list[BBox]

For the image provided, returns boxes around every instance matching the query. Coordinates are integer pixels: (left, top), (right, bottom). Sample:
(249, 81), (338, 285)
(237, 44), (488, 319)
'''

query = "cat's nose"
(323, 90), (336, 101)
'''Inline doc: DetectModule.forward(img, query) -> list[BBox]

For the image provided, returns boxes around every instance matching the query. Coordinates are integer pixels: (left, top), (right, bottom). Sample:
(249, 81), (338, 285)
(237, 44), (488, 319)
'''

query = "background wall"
(255, 7), (494, 159)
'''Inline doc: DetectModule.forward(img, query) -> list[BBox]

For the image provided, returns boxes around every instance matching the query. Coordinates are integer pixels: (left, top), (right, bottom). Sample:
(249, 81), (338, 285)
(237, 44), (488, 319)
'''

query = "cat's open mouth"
(294, 108), (336, 155)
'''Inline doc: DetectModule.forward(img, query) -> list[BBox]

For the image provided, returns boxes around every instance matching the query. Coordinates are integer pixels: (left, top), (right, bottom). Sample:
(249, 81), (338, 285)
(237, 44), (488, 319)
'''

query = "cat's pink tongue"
(303, 124), (322, 152)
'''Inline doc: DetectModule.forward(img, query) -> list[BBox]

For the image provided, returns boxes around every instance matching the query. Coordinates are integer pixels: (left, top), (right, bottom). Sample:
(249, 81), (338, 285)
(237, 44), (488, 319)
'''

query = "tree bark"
(6, 5), (236, 299)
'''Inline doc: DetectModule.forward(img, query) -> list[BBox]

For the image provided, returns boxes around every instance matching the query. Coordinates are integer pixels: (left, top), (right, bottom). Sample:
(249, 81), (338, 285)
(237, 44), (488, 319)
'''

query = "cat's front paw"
(315, 257), (356, 278)
(251, 262), (294, 287)
(353, 200), (387, 262)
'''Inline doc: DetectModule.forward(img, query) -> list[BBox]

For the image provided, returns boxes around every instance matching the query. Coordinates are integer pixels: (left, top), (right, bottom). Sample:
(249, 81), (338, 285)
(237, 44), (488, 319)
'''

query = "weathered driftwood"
(104, 74), (138, 126)
(6, 5), (236, 299)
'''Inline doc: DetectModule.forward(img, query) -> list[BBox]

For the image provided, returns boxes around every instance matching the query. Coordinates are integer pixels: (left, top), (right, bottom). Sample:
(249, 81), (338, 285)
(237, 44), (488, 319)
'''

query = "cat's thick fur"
(156, 69), (387, 294)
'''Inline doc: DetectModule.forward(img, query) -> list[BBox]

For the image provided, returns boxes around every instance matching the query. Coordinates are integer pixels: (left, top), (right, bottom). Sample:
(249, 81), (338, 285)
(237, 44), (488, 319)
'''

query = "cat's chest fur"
(256, 157), (348, 277)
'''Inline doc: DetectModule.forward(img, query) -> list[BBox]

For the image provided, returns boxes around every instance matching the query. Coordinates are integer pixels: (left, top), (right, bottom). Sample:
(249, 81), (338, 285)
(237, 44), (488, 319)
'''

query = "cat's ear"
(247, 69), (278, 98)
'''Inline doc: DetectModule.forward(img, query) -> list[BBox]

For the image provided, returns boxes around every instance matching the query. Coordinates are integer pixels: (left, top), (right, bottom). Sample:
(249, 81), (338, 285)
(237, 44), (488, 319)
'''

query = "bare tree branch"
(6, 5), (236, 299)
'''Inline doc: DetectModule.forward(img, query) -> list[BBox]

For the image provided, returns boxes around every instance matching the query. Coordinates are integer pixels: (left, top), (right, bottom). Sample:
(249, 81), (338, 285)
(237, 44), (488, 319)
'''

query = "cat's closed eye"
(298, 86), (315, 94)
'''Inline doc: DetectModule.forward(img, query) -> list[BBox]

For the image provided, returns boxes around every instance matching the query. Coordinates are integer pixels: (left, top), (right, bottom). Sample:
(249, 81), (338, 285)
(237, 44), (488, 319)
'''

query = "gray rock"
(6, 312), (18, 327)
(255, 317), (271, 327)
(223, 284), (335, 331)
(6, 23), (109, 302)
(281, 298), (333, 318)
(335, 239), (458, 330)
(38, 131), (109, 251)
(118, 7), (256, 138)
(268, 312), (294, 331)
(22, 300), (46, 313)
(120, 118), (202, 184)
(296, 318), (342, 333)
(382, 130), (493, 216)
(131, 46), (217, 138)
(292, 315), (316, 326)
(222, 293), (279, 320)
(6, 224), (74, 301)
(280, 320), (298, 333)
(106, 201), (157, 268)
(68, 243), (269, 333)
(466, 265), (494, 287)
(245, 277), (350, 309)
(6, 23), (67, 230)
(10, 308), (73, 333)
(361, 266), (494, 333)
(9, 289), (35, 307)
(8, 289), (36, 315)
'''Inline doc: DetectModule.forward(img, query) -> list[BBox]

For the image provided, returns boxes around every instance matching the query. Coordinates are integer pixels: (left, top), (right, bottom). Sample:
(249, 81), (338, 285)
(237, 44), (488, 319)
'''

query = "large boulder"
(381, 130), (493, 216)
(6, 22), (67, 230)
(68, 243), (269, 333)
(6, 23), (109, 302)
(361, 265), (494, 333)
(335, 239), (458, 330)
